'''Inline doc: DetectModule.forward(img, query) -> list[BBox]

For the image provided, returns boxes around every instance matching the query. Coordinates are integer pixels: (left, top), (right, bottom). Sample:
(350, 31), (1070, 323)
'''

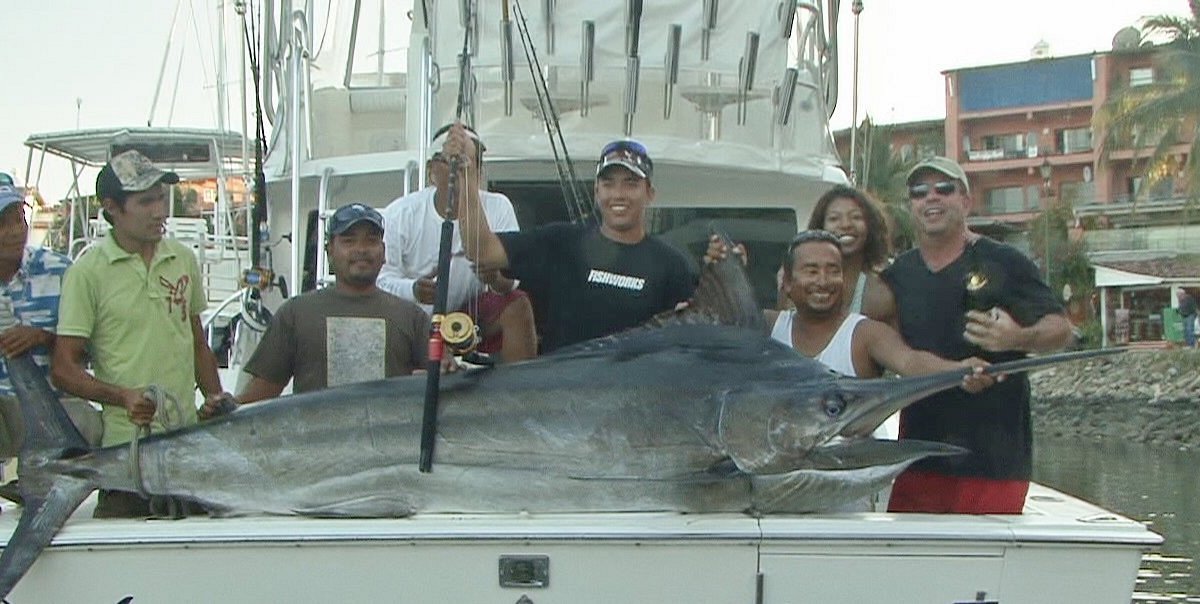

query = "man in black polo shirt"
(446, 123), (697, 353)
(880, 157), (1072, 514)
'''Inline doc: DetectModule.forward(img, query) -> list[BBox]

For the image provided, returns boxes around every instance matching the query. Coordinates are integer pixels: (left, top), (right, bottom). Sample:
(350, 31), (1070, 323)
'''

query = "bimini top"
(24, 127), (248, 177)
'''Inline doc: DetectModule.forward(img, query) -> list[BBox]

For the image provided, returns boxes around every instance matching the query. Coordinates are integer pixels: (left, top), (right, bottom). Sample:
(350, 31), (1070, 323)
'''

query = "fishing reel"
(439, 311), (481, 356)
(241, 267), (276, 292)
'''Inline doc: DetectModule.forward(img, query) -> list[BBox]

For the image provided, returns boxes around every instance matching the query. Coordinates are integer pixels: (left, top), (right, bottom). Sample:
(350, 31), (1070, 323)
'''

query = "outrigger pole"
(420, 1), (478, 473)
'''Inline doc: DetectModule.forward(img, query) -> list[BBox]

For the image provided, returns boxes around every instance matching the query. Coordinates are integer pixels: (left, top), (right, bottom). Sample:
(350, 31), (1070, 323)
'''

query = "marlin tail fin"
(0, 354), (99, 598)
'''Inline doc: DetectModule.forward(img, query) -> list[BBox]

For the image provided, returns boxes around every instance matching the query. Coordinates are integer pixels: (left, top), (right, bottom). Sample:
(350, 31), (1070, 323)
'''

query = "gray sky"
(1, 0), (1189, 201)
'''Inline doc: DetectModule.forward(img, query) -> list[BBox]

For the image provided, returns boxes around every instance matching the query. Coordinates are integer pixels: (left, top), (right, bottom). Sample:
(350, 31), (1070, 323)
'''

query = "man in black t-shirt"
(876, 156), (1072, 515)
(446, 124), (697, 353)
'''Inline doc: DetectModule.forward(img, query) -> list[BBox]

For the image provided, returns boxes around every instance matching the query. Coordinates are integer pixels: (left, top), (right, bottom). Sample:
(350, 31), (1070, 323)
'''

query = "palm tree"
(1095, 1), (1200, 201)
(852, 116), (925, 252)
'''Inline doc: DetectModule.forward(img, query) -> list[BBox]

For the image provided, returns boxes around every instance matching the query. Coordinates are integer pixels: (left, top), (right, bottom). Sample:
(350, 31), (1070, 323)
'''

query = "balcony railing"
(966, 146), (1048, 162)
(1084, 224), (1200, 253)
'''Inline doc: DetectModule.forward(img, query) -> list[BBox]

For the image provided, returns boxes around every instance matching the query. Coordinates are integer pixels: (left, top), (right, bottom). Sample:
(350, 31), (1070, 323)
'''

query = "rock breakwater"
(1031, 349), (1200, 447)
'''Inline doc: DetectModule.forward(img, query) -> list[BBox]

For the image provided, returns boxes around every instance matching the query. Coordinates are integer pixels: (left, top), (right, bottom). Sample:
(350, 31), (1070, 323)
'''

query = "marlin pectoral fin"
(568, 460), (744, 483)
(0, 475), (95, 597)
(292, 495), (417, 518)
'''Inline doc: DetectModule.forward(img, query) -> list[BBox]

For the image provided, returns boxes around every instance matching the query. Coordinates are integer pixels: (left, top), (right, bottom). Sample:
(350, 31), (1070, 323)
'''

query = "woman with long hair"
(807, 185), (892, 318)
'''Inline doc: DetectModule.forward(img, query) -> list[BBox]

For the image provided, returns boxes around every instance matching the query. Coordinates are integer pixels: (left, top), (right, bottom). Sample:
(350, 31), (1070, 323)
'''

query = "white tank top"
(770, 310), (867, 377)
(771, 310), (899, 443)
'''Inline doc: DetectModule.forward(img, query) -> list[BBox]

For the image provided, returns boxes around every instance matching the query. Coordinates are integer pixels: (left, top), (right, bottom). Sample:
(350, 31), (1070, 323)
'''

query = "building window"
(1150, 178), (1175, 201)
(1129, 67), (1154, 87)
(985, 187), (1027, 214)
(1056, 127), (1093, 154)
(1060, 181), (1095, 204)
(916, 143), (942, 159)
(899, 144), (913, 162)
(982, 133), (1025, 158)
(1126, 176), (1142, 201)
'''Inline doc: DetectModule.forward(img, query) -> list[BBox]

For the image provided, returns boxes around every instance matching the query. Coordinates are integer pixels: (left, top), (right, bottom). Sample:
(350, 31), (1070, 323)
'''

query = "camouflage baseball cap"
(96, 150), (181, 199)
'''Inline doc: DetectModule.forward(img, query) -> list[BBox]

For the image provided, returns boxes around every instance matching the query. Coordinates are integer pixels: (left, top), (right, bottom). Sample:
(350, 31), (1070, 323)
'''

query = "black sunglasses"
(908, 181), (958, 199)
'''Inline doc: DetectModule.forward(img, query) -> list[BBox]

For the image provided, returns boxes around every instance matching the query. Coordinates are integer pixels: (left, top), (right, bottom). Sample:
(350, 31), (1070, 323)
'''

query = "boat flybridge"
(0, 1), (1162, 603)
(258, 0), (849, 308)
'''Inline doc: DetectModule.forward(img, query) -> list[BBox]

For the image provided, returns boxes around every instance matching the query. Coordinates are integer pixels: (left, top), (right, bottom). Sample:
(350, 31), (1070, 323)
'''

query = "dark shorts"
(887, 470), (1029, 514)
(464, 290), (527, 354)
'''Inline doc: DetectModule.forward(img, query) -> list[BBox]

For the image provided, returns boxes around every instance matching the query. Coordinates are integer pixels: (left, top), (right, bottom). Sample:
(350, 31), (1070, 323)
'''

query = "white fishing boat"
(0, 484), (1159, 603)
(0, 1), (1162, 603)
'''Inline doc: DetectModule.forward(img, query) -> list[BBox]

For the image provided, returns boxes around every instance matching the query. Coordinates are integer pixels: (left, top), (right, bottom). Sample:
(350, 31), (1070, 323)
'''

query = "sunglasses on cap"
(789, 229), (842, 248)
(597, 139), (653, 179)
(601, 139), (649, 158)
(908, 181), (958, 200)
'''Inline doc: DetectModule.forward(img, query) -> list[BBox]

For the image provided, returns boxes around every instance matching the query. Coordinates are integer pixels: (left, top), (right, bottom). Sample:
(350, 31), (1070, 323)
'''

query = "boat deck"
(0, 484), (1161, 604)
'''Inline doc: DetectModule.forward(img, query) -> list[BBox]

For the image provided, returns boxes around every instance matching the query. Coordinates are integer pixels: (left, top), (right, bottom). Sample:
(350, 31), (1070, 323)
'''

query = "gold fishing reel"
(439, 311), (480, 355)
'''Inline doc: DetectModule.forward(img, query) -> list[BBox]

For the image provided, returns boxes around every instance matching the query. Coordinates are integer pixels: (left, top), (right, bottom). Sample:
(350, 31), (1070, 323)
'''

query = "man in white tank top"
(764, 231), (990, 386)
(748, 231), (994, 511)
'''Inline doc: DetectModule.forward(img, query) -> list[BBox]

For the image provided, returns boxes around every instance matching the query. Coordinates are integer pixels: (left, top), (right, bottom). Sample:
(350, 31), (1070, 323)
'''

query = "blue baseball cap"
(327, 203), (385, 240)
(0, 186), (24, 214)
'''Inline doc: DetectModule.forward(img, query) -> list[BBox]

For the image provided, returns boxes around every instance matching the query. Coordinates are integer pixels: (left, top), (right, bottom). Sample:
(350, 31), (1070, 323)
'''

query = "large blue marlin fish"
(0, 233), (1116, 597)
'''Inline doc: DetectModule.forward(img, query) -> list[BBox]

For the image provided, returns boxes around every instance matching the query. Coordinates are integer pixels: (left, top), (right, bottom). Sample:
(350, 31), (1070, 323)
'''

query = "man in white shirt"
(377, 125), (536, 362)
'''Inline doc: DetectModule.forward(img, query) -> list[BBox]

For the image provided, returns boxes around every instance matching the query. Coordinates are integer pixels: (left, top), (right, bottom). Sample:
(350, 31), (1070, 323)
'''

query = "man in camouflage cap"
(51, 150), (230, 518)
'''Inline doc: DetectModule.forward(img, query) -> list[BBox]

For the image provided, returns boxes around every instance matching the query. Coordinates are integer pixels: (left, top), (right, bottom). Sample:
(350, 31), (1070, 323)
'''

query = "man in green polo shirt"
(52, 150), (228, 518)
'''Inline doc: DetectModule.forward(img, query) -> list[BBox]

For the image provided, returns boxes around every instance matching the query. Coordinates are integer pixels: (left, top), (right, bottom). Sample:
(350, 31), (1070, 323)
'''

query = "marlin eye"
(822, 394), (846, 419)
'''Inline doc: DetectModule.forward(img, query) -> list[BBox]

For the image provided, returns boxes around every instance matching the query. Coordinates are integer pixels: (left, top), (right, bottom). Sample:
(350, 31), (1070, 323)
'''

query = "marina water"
(1034, 437), (1200, 602)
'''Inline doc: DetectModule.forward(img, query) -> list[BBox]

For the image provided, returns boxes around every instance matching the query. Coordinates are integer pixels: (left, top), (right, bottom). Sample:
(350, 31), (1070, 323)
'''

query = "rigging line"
(510, 9), (576, 223)
(511, 0), (589, 223)
(309, 0), (336, 60)
(511, 0), (591, 223)
(168, 46), (187, 127)
(149, 0), (184, 126)
(186, 0), (221, 129)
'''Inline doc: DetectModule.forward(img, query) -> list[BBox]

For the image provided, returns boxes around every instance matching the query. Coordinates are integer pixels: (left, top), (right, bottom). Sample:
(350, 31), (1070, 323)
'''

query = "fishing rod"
(237, 0), (276, 295)
(419, 1), (478, 474)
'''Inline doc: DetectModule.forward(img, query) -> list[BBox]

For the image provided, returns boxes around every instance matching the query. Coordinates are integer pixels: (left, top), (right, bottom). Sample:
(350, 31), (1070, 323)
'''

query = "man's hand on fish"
(963, 307), (1021, 352)
(120, 388), (158, 427)
(0, 325), (51, 358)
(704, 234), (747, 266)
(199, 392), (239, 420)
(958, 357), (999, 393)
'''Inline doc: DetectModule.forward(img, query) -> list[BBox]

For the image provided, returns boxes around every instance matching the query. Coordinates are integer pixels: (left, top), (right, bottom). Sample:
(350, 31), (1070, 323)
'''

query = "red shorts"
(887, 469), (1029, 514)
(462, 290), (527, 354)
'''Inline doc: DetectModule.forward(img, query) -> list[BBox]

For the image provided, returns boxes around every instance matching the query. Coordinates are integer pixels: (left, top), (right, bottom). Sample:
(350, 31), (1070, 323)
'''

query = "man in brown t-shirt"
(238, 203), (428, 402)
